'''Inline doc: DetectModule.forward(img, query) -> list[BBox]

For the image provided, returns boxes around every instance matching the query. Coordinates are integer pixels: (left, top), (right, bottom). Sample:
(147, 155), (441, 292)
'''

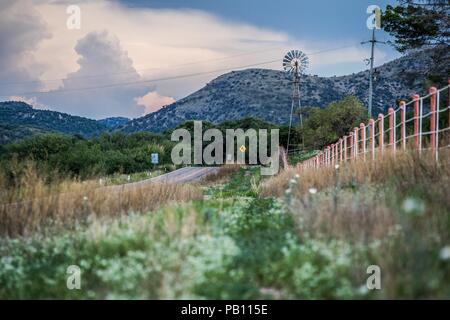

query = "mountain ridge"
(119, 46), (448, 133)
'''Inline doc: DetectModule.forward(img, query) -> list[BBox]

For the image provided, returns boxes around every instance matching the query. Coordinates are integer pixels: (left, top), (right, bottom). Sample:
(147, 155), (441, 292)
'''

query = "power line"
(0, 44), (288, 87)
(0, 43), (361, 97)
(0, 43), (358, 88)
(0, 59), (280, 97)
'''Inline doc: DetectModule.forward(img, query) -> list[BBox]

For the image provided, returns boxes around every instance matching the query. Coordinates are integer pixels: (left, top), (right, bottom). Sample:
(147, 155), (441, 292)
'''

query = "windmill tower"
(283, 50), (309, 154)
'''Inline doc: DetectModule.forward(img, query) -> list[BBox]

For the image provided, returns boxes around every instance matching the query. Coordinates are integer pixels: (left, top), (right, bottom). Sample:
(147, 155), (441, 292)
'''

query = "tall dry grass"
(262, 148), (450, 242)
(262, 148), (450, 297)
(0, 165), (202, 237)
(201, 164), (241, 184)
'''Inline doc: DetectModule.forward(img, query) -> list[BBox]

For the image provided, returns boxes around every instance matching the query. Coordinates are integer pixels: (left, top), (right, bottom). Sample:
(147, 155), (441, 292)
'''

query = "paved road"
(107, 166), (220, 191)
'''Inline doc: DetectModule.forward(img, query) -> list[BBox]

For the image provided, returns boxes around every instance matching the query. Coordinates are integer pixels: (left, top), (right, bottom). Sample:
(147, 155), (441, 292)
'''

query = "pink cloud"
(135, 91), (176, 114)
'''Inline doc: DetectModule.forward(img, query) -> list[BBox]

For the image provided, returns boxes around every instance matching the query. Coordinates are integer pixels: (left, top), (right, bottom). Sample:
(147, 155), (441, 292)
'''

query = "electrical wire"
(0, 42), (361, 97)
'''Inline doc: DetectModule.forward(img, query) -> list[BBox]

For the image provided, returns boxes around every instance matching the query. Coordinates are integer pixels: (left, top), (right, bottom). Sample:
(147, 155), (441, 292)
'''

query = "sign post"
(151, 153), (159, 170)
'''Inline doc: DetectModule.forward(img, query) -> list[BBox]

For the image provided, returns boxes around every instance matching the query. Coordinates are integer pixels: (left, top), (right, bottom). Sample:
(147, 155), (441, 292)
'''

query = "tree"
(382, 1), (450, 87)
(382, 0), (449, 52)
(297, 96), (368, 151)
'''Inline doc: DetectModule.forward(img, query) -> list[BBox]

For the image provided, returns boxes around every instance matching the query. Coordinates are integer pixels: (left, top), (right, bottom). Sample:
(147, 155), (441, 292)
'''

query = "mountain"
(98, 117), (130, 129)
(0, 102), (108, 144)
(119, 47), (449, 133)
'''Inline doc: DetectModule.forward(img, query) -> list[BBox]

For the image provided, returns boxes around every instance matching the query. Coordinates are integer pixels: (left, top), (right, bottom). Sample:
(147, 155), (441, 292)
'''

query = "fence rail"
(299, 81), (450, 169)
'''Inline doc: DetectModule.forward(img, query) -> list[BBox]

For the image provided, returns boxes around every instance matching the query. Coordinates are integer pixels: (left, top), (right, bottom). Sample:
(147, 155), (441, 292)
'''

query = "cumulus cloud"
(39, 30), (151, 119)
(135, 92), (176, 114)
(1, 0), (394, 119)
(7, 96), (49, 110)
(0, 0), (50, 97)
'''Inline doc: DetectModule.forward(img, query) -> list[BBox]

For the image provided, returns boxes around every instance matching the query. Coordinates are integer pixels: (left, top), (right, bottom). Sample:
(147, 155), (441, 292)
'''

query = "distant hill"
(1, 47), (447, 143)
(0, 101), (107, 144)
(119, 46), (449, 133)
(98, 117), (130, 129)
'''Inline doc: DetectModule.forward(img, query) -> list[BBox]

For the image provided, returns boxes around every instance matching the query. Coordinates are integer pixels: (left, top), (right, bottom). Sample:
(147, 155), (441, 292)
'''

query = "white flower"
(83, 196), (88, 201)
(294, 174), (300, 179)
(401, 197), (425, 215)
(358, 284), (369, 295)
(335, 164), (340, 170)
(285, 188), (292, 195)
(289, 179), (298, 185)
(308, 188), (318, 194)
(439, 246), (450, 261)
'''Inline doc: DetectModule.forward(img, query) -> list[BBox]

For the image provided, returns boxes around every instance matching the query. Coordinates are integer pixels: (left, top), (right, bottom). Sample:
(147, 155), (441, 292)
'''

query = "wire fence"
(299, 81), (450, 169)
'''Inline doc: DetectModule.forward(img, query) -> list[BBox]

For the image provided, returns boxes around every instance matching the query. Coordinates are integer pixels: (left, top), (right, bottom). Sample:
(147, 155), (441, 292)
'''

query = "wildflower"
(401, 197), (425, 215)
(289, 178), (297, 185)
(308, 188), (317, 194)
(335, 164), (340, 170)
(294, 174), (300, 179)
(439, 246), (450, 261)
(285, 188), (292, 195)
(358, 285), (369, 295)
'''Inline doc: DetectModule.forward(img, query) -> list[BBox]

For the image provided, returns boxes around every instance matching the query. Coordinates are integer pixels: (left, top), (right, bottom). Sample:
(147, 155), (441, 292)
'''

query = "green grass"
(0, 196), (365, 299)
(101, 169), (167, 185)
(0, 166), (448, 299)
(205, 166), (262, 198)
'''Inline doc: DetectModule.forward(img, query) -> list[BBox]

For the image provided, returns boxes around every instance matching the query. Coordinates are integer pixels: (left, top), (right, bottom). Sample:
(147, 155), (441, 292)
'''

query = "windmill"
(283, 50), (309, 154)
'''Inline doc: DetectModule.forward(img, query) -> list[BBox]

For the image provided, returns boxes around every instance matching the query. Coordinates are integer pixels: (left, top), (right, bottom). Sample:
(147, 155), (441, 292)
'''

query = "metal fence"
(300, 81), (450, 169)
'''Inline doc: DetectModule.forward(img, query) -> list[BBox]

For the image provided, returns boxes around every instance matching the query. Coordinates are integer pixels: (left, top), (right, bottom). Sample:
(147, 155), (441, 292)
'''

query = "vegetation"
(382, 0), (449, 52)
(382, 1), (449, 87)
(295, 96), (368, 151)
(0, 101), (108, 144)
(0, 147), (449, 298)
(0, 132), (175, 180)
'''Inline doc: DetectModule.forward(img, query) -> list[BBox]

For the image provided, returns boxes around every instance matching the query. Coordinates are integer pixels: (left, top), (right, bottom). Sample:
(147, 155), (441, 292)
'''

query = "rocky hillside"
(120, 47), (448, 133)
(98, 117), (130, 129)
(0, 102), (108, 144)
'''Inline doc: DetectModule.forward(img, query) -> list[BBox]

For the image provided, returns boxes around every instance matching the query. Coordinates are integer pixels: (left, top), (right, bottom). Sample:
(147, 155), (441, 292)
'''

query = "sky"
(0, 0), (400, 119)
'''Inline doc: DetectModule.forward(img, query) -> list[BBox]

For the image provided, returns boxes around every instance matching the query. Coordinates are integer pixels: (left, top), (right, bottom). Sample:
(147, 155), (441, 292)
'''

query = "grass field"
(0, 150), (449, 299)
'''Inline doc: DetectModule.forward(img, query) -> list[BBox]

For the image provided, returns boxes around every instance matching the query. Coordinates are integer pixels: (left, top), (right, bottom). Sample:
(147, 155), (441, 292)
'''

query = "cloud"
(7, 96), (49, 110)
(0, 0), (396, 119)
(39, 30), (151, 119)
(0, 0), (51, 97)
(135, 92), (176, 114)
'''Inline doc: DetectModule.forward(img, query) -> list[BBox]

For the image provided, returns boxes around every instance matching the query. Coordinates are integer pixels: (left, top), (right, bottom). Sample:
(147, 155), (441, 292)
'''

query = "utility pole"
(362, 29), (385, 117)
(368, 28), (375, 117)
(362, 3), (386, 117)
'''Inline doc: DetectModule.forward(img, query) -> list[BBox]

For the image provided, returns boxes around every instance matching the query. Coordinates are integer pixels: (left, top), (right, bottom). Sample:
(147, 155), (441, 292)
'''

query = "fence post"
(400, 101), (406, 150)
(343, 136), (347, 161)
(369, 119), (375, 160)
(412, 94), (420, 148)
(430, 87), (437, 153)
(360, 123), (366, 161)
(339, 138), (343, 163)
(436, 89), (440, 163)
(349, 133), (354, 160)
(327, 146), (331, 165)
(335, 143), (338, 164)
(378, 114), (384, 156)
(388, 107), (395, 152)
(354, 127), (359, 158)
